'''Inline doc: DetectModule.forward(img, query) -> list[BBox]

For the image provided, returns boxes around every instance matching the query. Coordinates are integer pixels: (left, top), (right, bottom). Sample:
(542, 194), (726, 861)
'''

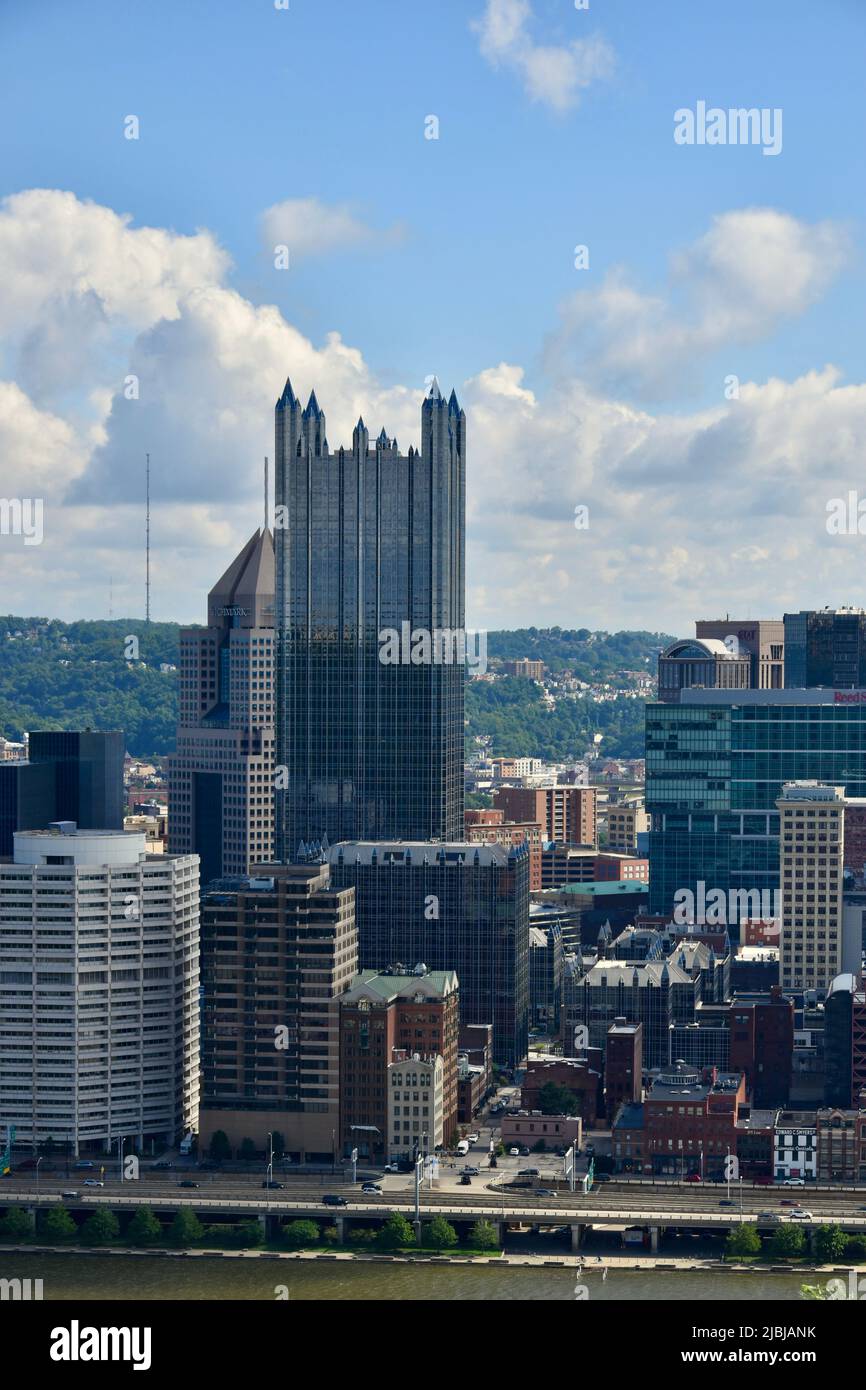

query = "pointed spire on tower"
(426, 376), (442, 401)
(448, 387), (460, 413)
(305, 389), (321, 417)
(277, 376), (298, 408)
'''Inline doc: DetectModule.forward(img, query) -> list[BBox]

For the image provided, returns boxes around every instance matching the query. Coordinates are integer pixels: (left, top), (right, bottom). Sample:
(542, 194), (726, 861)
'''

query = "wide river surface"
(1, 1252), (817, 1301)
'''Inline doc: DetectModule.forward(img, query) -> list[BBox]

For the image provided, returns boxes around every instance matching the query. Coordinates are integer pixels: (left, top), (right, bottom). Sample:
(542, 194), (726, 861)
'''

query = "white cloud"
(548, 208), (850, 397)
(260, 197), (406, 261)
(0, 188), (863, 637)
(471, 0), (614, 113)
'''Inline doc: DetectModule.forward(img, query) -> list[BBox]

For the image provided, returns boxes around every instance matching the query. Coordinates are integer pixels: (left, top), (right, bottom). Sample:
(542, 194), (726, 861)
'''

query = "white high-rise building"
(0, 825), (199, 1154)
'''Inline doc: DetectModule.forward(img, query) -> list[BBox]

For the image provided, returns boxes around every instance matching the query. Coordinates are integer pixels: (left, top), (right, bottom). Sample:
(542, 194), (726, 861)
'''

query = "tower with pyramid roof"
(168, 527), (276, 881)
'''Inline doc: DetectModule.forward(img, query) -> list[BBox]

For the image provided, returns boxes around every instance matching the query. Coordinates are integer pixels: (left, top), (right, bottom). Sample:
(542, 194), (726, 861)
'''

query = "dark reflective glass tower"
(274, 379), (465, 857)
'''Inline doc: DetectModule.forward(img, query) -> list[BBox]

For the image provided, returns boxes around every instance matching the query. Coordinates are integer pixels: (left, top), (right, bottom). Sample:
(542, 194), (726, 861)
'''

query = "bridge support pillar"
(333, 1215), (346, 1244)
(571, 1222), (585, 1251)
(649, 1226), (659, 1253)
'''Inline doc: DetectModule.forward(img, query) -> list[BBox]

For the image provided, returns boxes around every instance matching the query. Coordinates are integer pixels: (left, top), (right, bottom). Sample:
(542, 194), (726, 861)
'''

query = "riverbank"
(0, 1241), (853, 1277)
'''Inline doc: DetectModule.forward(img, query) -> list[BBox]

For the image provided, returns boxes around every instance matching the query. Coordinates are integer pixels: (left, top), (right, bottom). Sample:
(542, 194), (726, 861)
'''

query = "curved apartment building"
(0, 825), (199, 1155)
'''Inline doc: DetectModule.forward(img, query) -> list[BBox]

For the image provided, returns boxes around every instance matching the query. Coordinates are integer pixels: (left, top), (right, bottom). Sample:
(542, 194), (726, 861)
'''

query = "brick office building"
(644, 1062), (746, 1179)
(339, 967), (459, 1162)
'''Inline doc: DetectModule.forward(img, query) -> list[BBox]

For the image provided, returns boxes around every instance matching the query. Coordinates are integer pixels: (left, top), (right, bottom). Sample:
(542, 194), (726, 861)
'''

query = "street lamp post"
(35, 1156), (42, 1201)
(118, 1135), (125, 1185)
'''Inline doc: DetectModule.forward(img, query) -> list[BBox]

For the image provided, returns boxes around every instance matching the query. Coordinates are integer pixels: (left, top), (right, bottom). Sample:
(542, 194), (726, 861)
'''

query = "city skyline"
(1, 0), (865, 636)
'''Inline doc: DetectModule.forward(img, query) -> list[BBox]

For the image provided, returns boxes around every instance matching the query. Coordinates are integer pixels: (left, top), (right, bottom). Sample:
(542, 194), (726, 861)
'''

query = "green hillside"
(0, 618), (666, 760)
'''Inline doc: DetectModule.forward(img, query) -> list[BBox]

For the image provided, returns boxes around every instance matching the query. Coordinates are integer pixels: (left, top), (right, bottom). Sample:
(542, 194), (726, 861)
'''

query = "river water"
(0, 1253), (816, 1301)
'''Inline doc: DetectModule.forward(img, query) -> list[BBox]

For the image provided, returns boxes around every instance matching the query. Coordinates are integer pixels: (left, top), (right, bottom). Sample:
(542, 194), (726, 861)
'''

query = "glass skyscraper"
(274, 379), (465, 858)
(327, 840), (530, 1068)
(647, 688), (866, 923)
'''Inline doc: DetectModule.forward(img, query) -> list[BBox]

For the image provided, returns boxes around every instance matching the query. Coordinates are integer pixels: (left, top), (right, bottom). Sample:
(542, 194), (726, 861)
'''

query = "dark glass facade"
(28, 730), (124, 829)
(327, 841), (529, 1068)
(0, 761), (55, 856)
(647, 695), (866, 922)
(274, 382), (465, 857)
(784, 609), (866, 688)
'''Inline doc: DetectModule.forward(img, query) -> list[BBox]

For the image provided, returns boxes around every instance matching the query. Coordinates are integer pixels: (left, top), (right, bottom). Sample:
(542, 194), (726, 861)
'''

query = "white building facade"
(387, 1053), (444, 1161)
(0, 826), (200, 1154)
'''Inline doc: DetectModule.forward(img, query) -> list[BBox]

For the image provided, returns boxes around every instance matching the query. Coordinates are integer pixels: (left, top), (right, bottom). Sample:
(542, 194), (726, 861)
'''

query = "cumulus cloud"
(471, 0), (614, 113)
(0, 188), (863, 635)
(548, 208), (851, 398)
(260, 197), (407, 261)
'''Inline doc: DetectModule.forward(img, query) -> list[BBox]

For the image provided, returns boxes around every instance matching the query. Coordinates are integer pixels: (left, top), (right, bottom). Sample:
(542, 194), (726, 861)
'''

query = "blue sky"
(0, 0), (864, 631)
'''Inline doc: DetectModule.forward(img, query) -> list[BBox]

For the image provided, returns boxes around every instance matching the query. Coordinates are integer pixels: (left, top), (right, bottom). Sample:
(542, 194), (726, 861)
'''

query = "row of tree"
(726, 1222), (866, 1261)
(0, 1204), (500, 1253)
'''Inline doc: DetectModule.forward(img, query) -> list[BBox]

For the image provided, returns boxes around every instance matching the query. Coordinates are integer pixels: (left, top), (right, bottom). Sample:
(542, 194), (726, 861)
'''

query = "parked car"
(361, 1182), (382, 1195)
(73, 1161), (96, 1170)
(518, 1167), (540, 1177)
(468, 1133), (480, 1145)
(178, 1180), (200, 1189)
(593, 1174), (612, 1184)
(197, 1160), (219, 1171)
(684, 1173), (702, 1183)
(322, 1194), (348, 1207)
(509, 1148), (521, 1157)
(83, 1179), (104, 1188)
(261, 1180), (284, 1189)
(152, 1160), (173, 1170)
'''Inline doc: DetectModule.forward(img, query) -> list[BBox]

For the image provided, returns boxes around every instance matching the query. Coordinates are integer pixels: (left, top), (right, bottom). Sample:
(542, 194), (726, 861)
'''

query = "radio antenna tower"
(145, 452), (151, 625)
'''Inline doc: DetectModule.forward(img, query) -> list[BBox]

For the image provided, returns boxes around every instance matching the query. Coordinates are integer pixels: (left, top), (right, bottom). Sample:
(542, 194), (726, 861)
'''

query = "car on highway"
(73, 1161), (96, 1170)
(261, 1180), (285, 1189)
(718, 1199), (735, 1207)
(534, 1188), (557, 1198)
(460, 1174), (472, 1185)
(178, 1180), (200, 1189)
(197, 1161), (219, 1171)
(779, 1199), (797, 1206)
(781, 1177), (805, 1186)
(593, 1174), (611, 1184)
(462, 1166), (480, 1176)
(83, 1179), (104, 1187)
(684, 1173), (702, 1183)
(322, 1194), (348, 1207)
(61, 1191), (79, 1199)
(758, 1210), (779, 1220)
(361, 1182), (382, 1195)
(790, 1209), (813, 1221)
(152, 1161), (173, 1170)
(518, 1167), (540, 1177)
